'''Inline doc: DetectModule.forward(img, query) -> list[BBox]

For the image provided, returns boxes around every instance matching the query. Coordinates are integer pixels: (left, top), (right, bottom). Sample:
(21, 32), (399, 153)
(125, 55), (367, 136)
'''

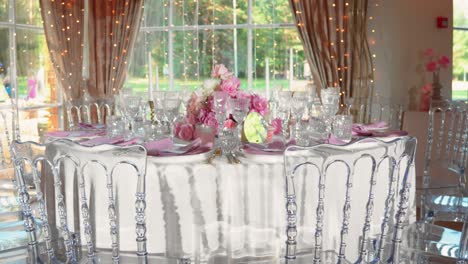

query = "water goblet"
(164, 98), (181, 141)
(106, 115), (126, 138)
(152, 91), (166, 123)
(213, 91), (228, 128)
(227, 97), (251, 147)
(291, 91), (309, 141)
(277, 91), (293, 138)
(123, 96), (143, 139)
(332, 115), (353, 142)
(320, 87), (340, 136)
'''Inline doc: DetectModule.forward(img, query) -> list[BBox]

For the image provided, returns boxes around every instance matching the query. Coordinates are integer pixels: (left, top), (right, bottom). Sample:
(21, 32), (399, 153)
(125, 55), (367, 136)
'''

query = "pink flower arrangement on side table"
(420, 48), (450, 111)
(174, 64), (270, 141)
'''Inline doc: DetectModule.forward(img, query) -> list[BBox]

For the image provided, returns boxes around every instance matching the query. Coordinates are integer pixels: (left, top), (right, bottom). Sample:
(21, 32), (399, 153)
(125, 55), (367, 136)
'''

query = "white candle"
(155, 63), (160, 91)
(148, 52), (153, 101)
(289, 48), (294, 91)
(265, 58), (270, 100)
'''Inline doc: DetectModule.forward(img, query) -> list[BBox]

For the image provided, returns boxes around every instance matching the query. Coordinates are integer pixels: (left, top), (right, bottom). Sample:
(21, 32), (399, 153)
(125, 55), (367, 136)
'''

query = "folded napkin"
(78, 123), (106, 130)
(352, 121), (406, 137)
(144, 138), (211, 157)
(243, 139), (295, 155)
(80, 136), (125, 147)
(325, 134), (349, 145)
(46, 130), (106, 138)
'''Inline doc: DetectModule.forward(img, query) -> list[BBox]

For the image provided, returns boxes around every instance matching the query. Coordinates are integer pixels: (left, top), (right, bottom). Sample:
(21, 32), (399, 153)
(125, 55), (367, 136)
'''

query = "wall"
(369, 0), (453, 109)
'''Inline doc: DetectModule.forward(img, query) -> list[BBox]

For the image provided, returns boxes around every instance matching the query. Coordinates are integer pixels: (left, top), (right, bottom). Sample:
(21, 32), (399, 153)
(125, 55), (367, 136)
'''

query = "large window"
(453, 0), (468, 100)
(0, 0), (61, 141)
(127, 0), (308, 93)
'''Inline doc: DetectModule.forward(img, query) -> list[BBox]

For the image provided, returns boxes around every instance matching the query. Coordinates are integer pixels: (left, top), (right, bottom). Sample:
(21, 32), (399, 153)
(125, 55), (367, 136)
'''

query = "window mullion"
(247, 0), (253, 91)
(168, 0), (174, 90)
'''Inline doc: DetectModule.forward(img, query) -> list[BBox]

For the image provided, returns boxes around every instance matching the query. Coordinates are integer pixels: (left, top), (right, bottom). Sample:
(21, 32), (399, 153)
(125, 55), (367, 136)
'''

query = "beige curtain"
(289, 0), (374, 100)
(40, 0), (85, 102)
(87, 0), (144, 99)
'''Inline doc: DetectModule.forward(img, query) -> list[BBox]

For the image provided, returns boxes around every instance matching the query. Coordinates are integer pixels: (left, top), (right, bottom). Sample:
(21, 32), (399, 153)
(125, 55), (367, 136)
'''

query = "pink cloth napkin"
(325, 134), (348, 145)
(243, 139), (295, 155)
(80, 136), (125, 147)
(352, 121), (407, 137)
(45, 130), (105, 138)
(144, 138), (211, 157)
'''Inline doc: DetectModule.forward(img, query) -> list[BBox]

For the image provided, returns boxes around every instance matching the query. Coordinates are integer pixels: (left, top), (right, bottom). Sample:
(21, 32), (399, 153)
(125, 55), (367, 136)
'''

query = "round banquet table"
(46, 136), (416, 263)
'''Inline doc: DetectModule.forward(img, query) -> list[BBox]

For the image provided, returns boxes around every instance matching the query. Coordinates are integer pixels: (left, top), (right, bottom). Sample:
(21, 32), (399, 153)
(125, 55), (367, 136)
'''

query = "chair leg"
(459, 220), (468, 261)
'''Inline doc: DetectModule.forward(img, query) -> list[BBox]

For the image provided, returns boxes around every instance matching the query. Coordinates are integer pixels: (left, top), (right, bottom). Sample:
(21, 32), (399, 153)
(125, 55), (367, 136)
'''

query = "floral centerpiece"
(420, 48), (450, 111)
(174, 64), (271, 141)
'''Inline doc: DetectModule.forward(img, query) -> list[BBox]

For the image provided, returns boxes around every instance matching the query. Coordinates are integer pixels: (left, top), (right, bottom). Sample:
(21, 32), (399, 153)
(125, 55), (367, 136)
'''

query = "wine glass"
(152, 91), (166, 124)
(291, 91), (308, 141)
(227, 97), (251, 147)
(213, 91), (228, 129)
(320, 87), (340, 136)
(164, 97), (181, 142)
(123, 96), (143, 139)
(277, 91), (293, 139)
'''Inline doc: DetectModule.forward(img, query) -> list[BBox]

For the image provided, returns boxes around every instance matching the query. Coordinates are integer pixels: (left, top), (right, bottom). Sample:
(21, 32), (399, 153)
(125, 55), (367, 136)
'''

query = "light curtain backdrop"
(289, 0), (374, 102)
(40, 0), (144, 101)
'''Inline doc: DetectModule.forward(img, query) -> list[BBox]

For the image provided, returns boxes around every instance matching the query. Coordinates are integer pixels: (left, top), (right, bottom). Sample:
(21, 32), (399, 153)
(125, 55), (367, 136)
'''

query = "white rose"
(203, 79), (220, 93)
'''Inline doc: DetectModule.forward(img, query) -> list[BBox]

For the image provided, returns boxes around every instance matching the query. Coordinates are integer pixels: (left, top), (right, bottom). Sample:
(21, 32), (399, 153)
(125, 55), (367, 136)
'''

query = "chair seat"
(402, 222), (466, 261)
(78, 250), (189, 264)
(420, 187), (468, 222)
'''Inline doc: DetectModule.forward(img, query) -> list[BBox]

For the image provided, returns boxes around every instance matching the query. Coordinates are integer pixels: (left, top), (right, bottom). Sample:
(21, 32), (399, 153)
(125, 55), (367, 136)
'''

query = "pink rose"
(203, 112), (219, 134)
(177, 123), (195, 141)
(220, 77), (240, 97)
(250, 94), (269, 116)
(187, 93), (199, 115)
(423, 48), (434, 57)
(186, 113), (197, 125)
(420, 93), (431, 112)
(271, 118), (282, 135)
(425, 61), (437, 72)
(211, 64), (232, 80)
(421, 84), (433, 95)
(198, 108), (210, 123)
(438, 55), (450, 69)
(224, 119), (237, 129)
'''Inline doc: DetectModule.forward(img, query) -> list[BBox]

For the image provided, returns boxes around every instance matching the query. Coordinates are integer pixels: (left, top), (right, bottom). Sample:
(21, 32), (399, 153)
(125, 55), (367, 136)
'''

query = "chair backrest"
(66, 101), (113, 128)
(11, 139), (147, 263)
(0, 106), (20, 170)
(349, 97), (404, 130)
(422, 100), (468, 190)
(283, 137), (417, 263)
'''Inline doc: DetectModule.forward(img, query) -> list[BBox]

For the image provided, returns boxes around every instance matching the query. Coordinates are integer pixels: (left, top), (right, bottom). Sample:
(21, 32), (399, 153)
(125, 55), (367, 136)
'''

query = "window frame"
(0, 0), (63, 130)
(139, 0), (297, 91)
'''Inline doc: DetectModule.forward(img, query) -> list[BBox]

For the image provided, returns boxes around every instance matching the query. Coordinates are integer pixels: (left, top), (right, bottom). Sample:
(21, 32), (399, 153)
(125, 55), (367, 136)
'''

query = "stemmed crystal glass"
(291, 91), (309, 142)
(213, 91), (228, 129)
(320, 87), (340, 137)
(227, 97), (251, 147)
(277, 91), (293, 139)
(123, 96), (143, 139)
(164, 95), (181, 142)
(152, 91), (168, 135)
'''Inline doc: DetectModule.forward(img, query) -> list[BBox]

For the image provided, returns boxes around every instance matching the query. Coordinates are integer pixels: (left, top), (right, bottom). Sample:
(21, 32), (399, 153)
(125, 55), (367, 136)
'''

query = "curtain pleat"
(87, 0), (144, 99)
(39, 0), (85, 102)
(289, 0), (374, 101)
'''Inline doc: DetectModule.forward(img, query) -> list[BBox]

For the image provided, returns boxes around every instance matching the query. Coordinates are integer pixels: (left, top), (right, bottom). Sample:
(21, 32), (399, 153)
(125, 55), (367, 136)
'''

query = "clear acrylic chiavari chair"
(349, 97), (405, 130)
(66, 100), (113, 129)
(8, 139), (148, 263)
(414, 100), (468, 261)
(283, 137), (417, 263)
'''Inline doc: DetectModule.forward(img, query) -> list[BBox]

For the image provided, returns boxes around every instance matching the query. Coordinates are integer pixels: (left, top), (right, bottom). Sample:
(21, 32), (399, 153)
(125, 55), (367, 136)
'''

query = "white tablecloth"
(48, 137), (416, 262)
